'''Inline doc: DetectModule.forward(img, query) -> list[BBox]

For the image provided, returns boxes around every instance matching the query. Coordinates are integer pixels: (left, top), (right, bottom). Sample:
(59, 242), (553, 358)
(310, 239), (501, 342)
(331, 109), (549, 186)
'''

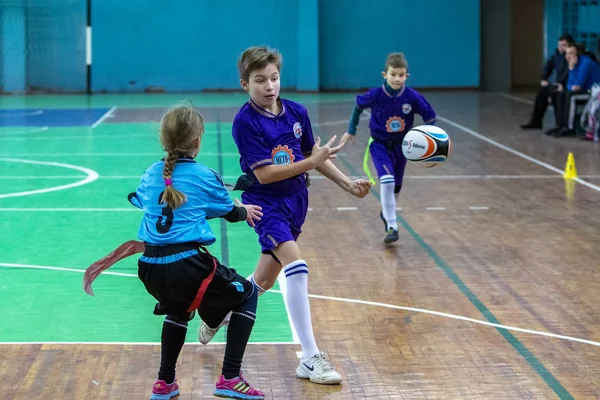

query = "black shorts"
(138, 242), (253, 327)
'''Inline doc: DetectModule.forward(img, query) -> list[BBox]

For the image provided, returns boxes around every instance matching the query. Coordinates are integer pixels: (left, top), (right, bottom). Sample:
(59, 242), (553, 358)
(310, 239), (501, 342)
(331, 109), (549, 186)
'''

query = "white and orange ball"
(402, 125), (451, 168)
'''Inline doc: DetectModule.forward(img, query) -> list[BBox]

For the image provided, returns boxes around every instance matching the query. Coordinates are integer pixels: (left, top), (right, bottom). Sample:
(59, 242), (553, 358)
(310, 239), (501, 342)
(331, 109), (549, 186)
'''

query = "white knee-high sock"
(380, 175), (398, 230)
(283, 260), (319, 360)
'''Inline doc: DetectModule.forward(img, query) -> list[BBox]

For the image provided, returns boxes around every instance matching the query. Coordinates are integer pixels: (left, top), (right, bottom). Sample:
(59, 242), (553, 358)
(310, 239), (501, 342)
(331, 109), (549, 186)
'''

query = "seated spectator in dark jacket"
(521, 34), (574, 130)
(548, 43), (600, 137)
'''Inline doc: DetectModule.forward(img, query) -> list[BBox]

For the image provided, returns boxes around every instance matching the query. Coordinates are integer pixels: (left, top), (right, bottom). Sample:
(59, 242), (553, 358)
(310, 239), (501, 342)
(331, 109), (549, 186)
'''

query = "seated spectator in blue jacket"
(568, 48), (600, 91)
(548, 43), (600, 137)
(521, 34), (574, 130)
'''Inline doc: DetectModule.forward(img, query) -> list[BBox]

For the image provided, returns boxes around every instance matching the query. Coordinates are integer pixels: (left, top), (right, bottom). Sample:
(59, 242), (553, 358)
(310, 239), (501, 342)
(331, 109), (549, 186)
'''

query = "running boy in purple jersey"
(198, 46), (372, 385)
(340, 52), (437, 244)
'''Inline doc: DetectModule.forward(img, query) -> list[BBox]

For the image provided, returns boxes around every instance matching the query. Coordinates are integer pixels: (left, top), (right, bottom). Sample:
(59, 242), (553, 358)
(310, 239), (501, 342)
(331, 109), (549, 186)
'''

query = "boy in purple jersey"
(340, 52), (437, 244)
(197, 46), (372, 385)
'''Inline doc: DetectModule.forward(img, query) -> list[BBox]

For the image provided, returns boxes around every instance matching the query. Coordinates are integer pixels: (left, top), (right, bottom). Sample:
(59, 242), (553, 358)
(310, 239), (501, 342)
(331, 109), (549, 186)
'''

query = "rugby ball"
(402, 125), (451, 168)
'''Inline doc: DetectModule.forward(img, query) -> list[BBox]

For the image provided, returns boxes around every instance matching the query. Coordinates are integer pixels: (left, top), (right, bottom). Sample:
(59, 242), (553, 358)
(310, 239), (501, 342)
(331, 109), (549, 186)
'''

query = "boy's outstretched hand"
(311, 135), (345, 166)
(346, 179), (372, 198)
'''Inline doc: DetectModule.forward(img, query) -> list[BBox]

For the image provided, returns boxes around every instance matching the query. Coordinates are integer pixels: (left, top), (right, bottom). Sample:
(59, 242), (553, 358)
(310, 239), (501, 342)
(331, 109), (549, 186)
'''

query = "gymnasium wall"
(2, 0), (592, 93)
(1, 0), (480, 93)
(319, 0), (480, 90)
(91, 0), (300, 92)
(25, 0), (88, 92)
(0, 7), (4, 92)
(544, 0), (563, 59)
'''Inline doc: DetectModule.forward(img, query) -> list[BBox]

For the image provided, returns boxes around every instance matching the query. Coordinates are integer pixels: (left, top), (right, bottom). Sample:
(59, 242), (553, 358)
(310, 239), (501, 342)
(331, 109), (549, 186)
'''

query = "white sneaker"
(197, 319), (228, 345)
(296, 352), (343, 384)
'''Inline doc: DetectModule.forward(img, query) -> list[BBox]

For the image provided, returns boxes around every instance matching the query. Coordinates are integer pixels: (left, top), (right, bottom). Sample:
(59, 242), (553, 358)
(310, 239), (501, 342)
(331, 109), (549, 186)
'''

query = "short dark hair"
(564, 42), (583, 59)
(238, 46), (283, 82)
(384, 52), (408, 70)
(559, 34), (574, 44)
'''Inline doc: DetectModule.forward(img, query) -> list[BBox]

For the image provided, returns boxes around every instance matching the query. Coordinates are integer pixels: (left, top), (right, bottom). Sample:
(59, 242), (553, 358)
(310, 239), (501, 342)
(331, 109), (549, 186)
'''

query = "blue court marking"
(0, 108), (111, 127)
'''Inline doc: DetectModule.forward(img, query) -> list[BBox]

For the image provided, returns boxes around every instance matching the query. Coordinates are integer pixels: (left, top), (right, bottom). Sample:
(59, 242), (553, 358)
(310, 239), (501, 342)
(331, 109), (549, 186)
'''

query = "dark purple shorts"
(369, 141), (408, 184)
(241, 187), (309, 254)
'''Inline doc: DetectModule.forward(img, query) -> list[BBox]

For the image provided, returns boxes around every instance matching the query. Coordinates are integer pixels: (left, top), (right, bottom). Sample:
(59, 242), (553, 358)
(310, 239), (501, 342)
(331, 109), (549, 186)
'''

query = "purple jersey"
(232, 98), (315, 197)
(356, 85), (436, 142)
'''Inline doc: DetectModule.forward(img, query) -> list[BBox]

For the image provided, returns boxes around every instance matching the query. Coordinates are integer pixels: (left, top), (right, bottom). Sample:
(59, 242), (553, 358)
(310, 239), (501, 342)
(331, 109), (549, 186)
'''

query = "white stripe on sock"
(232, 311), (256, 322)
(165, 319), (188, 329)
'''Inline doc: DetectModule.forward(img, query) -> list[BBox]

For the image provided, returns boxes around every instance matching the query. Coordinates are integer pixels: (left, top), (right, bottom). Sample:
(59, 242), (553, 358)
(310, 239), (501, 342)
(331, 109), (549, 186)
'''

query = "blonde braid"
(158, 102), (204, 209)
(161, 150), (187, 209)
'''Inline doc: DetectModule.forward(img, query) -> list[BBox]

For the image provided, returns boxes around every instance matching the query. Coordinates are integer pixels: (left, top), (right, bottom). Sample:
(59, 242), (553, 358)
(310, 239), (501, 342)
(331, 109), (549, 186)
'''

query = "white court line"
(276, 270), (301, 344)
(0, 208), (141, 212)
(406, 174), (481, 179)
(0, 207), (488, 212)
(1, 109), (44, 117)
(0, 176), (87, 180)
(2, 152), (242, 157)
(0, 132), (170, 141)
(0, 175), (363, 180)
(493, 92), (535, 105)
(0, 127), (48, 135)
(483, 175), (558, 179)
(6, 174), (598, 181)
(303, 292), (600, 348)
(0, 174), (365, 181)
(363, 109), (600, 192)
(1, 262), (599, 348)
(0, 158), (99, 199)
(313, 119), (350, 127)
(437, 116), (600, 193)
(0, 129), (214, 141)
(0, 263), (137, 277)
(0, 118), (347, 142)
(0, 133), (158, 141)
(91, 106), (117, 128)
(0, 341), (297, 346)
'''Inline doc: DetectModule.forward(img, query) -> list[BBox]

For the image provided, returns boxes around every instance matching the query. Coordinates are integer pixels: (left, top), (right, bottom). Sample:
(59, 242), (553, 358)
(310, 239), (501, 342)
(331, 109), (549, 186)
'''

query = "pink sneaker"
(149, 379), (180, 400)
(214, 374), (265, 399)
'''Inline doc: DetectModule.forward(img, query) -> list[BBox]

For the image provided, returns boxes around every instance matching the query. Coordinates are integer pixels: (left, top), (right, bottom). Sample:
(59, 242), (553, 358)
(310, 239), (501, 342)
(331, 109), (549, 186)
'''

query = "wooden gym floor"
(1, 91), (599, 399)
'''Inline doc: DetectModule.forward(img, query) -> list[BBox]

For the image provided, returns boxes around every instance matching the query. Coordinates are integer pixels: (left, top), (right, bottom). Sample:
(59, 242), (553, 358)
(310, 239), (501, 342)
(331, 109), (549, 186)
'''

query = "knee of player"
(253, 275), (275, 291)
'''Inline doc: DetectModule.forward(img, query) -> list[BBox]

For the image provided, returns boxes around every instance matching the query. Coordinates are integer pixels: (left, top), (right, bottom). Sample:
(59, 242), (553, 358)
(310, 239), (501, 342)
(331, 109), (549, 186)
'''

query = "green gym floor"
(0, 93), (351, 344)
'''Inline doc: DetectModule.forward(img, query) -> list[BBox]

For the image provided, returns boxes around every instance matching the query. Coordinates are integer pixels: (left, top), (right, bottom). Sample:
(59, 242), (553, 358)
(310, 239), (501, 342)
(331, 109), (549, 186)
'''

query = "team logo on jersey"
(385, 116), (406, 133)
(293, 121), (303, 138)
(272, 145), (295, 165)
(402, 103), (412, 114)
